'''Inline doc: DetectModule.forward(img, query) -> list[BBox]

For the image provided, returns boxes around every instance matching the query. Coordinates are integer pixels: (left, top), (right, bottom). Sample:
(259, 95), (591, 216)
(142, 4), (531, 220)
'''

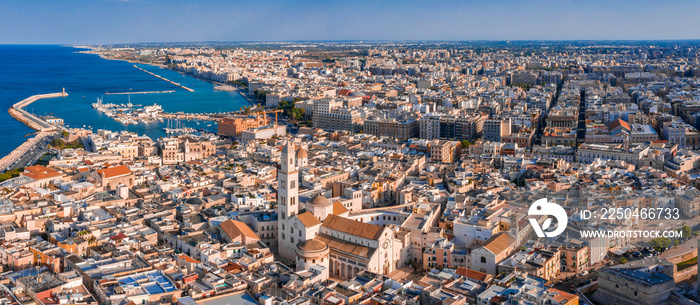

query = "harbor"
(133, 65), (195, 92)
(92, 96), (164, 125)
(0, 46), (251, 158)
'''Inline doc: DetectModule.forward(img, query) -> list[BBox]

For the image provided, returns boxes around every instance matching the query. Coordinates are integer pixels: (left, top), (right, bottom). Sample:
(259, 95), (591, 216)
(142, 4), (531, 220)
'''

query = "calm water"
(0, 45), (250, 157)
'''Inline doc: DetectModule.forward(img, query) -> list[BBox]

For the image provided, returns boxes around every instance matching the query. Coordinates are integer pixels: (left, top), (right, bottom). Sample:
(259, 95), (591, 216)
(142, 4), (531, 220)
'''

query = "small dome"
(308, 193), (331, 206)
(297, 239), (328, 252)
(296, 147), (308, 159)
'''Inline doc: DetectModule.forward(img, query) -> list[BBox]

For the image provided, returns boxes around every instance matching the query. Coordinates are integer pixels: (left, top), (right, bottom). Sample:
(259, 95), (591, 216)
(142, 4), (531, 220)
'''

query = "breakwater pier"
(105, 90), (175, 95)
(2, 91), (67, 172)
(133, 65), (194, 92)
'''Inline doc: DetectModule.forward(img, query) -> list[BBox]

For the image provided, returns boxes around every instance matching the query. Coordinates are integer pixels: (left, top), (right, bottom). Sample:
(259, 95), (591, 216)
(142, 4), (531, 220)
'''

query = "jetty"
(104, 90), (175, 95)
(133, 65), (194, 92)
(9, 91), (66, 132)
(2, 90), (67, 172)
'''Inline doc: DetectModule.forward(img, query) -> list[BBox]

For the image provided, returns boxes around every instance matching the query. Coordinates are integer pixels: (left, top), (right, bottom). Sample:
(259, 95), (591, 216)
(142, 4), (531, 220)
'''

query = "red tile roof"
(97, 165), (131, 179)
(109, 233), (127, 241)
(455, 267), (490, 282)
(22, 165), (62, 180)
(219, 220), (260, 243)
(609, 118), (630, 131)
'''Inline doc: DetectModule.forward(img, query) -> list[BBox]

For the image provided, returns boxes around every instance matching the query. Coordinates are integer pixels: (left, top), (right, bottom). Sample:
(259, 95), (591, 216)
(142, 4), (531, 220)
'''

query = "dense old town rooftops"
(3, 42), (700, 305)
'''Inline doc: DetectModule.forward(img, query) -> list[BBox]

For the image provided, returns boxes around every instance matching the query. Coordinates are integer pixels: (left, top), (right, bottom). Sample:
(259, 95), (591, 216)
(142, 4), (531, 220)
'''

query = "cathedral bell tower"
(277, 141), (299, 262)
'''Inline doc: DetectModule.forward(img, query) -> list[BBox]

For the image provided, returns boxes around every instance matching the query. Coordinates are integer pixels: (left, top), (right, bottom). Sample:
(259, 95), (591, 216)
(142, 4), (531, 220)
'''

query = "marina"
(0, 46), (251, 157)
(163, 119), (197, 134)
(92, 96), (164, 125)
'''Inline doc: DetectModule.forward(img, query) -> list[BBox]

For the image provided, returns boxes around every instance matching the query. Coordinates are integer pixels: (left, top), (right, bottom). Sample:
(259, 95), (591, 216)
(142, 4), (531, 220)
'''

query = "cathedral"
(277, 141), (401, 280)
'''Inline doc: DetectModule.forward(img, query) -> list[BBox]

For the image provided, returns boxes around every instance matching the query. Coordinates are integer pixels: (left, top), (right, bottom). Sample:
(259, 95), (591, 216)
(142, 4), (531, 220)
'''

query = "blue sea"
(0, 45), (250, 157)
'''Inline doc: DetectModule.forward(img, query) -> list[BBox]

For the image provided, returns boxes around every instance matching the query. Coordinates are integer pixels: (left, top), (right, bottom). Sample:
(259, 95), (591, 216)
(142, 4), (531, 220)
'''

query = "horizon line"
(3, 38), (700, 47)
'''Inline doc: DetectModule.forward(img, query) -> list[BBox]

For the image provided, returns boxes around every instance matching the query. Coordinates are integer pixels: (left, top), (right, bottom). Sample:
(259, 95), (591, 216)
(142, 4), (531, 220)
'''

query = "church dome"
(296, 147), (308, 159)
(297, 239), (328, 252)
(308, 194), (331, 206)
(349, 91), (366, 97)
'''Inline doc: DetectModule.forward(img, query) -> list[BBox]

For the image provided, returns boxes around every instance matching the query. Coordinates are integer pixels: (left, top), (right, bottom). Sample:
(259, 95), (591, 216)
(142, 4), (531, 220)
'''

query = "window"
(481, 257), (486, 264)
(291, 180), (295, 189)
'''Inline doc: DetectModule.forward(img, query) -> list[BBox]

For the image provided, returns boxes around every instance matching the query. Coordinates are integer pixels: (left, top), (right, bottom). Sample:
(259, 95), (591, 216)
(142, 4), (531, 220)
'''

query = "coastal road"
(6, 135), (55, 171)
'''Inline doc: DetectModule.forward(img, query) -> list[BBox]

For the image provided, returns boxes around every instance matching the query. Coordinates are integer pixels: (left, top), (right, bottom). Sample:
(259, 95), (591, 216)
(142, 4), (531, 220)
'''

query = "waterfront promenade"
(1, 92), (66, 172)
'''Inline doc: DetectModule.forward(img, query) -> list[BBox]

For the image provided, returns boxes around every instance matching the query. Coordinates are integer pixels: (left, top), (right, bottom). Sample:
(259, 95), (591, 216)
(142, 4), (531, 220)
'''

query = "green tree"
(460, 140), (471, 148)
(50, 138), (66, 149)
(619, 257), (628, 264)
(0, 168), (24, 182)
(680, 225), (692, 239)
(649, 237), (672, 249)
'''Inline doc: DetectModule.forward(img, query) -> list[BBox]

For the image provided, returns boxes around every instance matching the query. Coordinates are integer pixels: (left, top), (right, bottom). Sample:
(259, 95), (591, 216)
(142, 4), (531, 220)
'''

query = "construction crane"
(255, 109), (284, 136)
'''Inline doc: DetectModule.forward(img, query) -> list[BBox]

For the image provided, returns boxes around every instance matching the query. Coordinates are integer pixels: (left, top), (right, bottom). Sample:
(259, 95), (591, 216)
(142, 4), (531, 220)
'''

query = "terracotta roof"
(297, 211), (321, 228)
(322, 214), (383, 240)
(314, 233), (376, 259)
(109, 233), (127, 241)
(547, 288), (578, 303)
(482, 232), (513, 255)
(223, 262), (244, 273)
(219, 219), (259, 242)
(96, 165), (131, 179)
(22, 165), (62, 180)
(455, 267), (490, 282)
(609, 118), (631, 131)
(332, 201), (348, 215)
(178, 254), (201, 264)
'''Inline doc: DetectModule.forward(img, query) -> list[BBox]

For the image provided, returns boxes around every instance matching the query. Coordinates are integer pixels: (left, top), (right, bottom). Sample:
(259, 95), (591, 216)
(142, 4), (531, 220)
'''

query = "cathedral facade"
(277, 141), (401, 279)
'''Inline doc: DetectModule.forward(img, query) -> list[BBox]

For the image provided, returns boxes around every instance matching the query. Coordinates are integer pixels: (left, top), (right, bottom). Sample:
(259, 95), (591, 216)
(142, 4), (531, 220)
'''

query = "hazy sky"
(1, 0), (699, 44)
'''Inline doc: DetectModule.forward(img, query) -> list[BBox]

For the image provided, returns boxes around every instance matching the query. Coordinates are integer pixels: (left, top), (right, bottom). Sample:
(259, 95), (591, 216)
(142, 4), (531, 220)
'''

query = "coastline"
(1, 92), (66, 172)
(84, 48), (260, 107)
(76, 48), (168, 68)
